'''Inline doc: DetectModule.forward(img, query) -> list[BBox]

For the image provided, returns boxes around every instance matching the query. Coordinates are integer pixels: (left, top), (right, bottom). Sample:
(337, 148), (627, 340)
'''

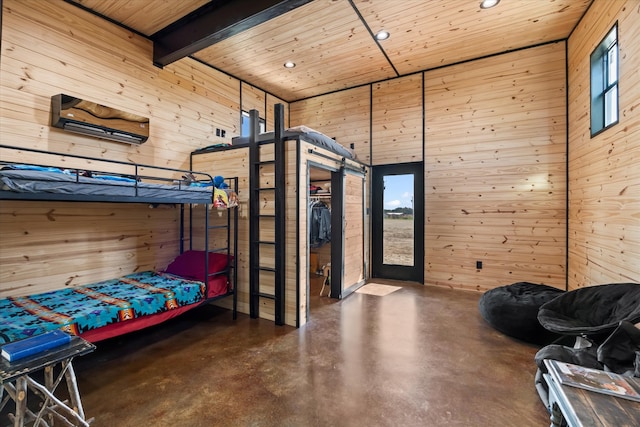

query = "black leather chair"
(534, 283), (640, 409)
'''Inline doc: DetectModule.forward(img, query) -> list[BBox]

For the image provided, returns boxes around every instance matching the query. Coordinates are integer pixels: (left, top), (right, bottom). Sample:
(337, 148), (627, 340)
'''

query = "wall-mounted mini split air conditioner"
(50, 94), (149, 144)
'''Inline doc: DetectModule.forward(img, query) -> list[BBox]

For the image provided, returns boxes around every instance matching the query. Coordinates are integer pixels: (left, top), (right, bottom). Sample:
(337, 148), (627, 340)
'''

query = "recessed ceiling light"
(480, 0), (500, 9)
(284, 61), (296, 68)
(375, 30), (390, 41)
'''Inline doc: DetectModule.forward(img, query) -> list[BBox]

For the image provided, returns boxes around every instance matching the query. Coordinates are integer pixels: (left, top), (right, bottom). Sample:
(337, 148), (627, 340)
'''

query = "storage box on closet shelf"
(314, 183), (331, 196)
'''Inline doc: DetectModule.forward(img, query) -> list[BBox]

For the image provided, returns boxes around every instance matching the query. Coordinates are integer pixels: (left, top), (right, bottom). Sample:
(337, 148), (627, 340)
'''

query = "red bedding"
(0, 251), (233, 344)
(80, 251), (232, 342)
(80, 275), (228, 342)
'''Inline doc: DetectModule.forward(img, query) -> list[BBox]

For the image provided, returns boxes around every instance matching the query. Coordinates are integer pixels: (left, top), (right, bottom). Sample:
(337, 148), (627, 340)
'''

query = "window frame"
(590, 23), (619, 138)
(241, 110), (266, 137)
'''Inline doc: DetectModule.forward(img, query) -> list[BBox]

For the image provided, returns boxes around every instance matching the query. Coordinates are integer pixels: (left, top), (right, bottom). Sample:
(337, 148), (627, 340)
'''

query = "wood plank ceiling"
(71, 0), (592, 102)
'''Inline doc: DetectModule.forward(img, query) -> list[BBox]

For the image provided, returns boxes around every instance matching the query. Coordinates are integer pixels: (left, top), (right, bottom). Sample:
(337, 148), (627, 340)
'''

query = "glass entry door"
(371, 162), (424, 282)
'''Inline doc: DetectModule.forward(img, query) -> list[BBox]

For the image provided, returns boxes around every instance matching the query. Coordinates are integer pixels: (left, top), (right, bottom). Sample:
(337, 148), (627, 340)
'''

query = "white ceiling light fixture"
(284, 61), (296, 68)
(480, 0), (500, 9)
(375, 30), (390, 41)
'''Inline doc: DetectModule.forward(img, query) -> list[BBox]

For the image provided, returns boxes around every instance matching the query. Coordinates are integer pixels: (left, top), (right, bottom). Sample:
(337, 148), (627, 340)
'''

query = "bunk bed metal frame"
(0, 145), (214, 205)
(0, 143), (238, 338)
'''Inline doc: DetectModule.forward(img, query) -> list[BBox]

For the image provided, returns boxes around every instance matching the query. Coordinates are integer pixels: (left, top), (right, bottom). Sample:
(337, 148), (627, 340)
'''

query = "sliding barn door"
(331, 166), (367, 297)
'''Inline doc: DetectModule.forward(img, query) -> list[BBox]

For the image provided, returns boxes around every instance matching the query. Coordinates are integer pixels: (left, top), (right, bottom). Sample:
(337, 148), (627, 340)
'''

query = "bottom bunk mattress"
(0, 271), (229, 344)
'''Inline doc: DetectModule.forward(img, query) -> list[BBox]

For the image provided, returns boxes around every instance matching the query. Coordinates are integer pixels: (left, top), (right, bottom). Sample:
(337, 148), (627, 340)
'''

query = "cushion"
(164, 250), (231, 283)
(534, 343), (600, 371)
(479, 282), (565, 345)
(538, 283), (640, 337)
(597, 321), (640, 375)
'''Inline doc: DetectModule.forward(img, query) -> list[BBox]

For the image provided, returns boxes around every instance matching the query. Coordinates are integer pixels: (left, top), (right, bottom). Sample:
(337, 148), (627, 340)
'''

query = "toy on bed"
(212, 175), (238, 208)
(179, 172), (238, 208)
(0, 251), (233, 344)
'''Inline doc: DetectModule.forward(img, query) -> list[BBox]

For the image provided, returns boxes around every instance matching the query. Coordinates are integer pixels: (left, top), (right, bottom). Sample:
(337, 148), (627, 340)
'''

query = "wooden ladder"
(248, 105), (286, 325)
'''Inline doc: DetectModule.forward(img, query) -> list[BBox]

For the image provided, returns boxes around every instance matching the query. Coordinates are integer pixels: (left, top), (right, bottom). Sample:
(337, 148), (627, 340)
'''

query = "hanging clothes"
(310, 200), (331, 248)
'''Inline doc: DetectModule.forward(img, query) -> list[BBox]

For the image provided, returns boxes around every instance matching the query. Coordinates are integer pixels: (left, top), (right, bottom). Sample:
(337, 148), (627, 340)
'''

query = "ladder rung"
(206, 247), (229, 253)
(208, 225), (229, 230)
(206, 269), (227, 277)
(258, 292), (275, 300)
(249, 121), (284, 323)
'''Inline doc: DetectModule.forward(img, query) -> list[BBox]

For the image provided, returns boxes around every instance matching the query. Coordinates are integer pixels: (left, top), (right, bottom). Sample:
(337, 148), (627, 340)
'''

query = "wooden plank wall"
(284, 140), (300, 325)
(292, 42), (568, 292)
(241, 82), (266, 122)
(290, 86), (371, 163)
(566, 0), (640, 288)
(266, 95), (290, 131)
(425, 43), (567, 291)
(371, 74), (423, 165)
(0, 0), (281, 302)
(240, 88), (289, 133)
(0, 202), (180, 297)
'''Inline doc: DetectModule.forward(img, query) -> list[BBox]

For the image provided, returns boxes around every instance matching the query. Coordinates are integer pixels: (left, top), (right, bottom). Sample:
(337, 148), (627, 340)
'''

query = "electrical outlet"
(476, 260), (483, 270)
(215, 128), (221, 137)
(221, 129), (226, 137)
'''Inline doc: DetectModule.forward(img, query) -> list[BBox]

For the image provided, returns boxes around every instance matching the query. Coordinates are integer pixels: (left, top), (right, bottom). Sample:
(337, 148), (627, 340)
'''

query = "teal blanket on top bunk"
(0, 271), (205, 344)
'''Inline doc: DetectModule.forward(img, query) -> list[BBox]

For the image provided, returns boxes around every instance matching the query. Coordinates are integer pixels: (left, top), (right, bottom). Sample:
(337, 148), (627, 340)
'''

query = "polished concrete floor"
(4, 280), (551, 426)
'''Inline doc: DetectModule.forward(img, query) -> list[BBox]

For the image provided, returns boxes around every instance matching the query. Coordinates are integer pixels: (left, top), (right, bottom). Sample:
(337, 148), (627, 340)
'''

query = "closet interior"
(309, 165), (333, 308)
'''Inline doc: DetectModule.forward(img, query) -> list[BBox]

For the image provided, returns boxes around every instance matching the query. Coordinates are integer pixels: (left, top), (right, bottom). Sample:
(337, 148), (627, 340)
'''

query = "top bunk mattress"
(0, 168), (212, 203)
(0, 145), (240, 205)
(231, 125), (355, 159)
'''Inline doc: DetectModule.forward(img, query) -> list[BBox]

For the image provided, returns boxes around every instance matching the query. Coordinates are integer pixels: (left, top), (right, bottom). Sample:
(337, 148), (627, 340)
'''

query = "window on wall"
(590, 23), (619, 137)
(241, 110), (266, 137)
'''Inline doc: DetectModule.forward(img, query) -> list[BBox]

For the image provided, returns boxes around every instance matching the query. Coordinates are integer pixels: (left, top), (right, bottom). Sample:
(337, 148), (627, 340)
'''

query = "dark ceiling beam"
(151, 0), (313, 68)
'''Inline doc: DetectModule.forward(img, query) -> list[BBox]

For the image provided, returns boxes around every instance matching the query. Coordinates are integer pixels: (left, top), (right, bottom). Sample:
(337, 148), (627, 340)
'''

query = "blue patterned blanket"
(0, 271), (204, 344)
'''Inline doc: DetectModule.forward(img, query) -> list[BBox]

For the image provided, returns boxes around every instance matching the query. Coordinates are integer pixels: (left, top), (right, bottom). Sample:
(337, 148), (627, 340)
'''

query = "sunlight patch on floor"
(355, 283), (401, 296)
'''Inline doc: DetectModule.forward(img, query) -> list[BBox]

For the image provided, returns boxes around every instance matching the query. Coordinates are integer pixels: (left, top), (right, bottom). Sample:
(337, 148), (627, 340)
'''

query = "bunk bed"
(191, 105), (368, 328)
(227, 125), (356, 159)
(0, 144), (238, 344)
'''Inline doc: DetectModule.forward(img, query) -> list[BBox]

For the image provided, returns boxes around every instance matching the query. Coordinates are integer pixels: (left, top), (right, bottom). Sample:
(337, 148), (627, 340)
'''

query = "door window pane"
(383, 174), (414, 266)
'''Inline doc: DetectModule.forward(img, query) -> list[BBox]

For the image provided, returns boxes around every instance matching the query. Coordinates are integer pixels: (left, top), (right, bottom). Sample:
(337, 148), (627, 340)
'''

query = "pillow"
(287, 125), (320, 134)
(164, 250), (231, 282)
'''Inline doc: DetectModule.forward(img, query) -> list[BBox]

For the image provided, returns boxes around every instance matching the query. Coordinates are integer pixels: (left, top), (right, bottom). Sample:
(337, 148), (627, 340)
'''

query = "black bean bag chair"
(478, 282), (565, 345)
(537, 283), (640, 341)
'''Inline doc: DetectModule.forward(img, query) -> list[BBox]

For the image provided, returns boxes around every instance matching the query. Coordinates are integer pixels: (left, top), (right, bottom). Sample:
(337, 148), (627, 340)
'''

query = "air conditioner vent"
(51, 94), (149, 144)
